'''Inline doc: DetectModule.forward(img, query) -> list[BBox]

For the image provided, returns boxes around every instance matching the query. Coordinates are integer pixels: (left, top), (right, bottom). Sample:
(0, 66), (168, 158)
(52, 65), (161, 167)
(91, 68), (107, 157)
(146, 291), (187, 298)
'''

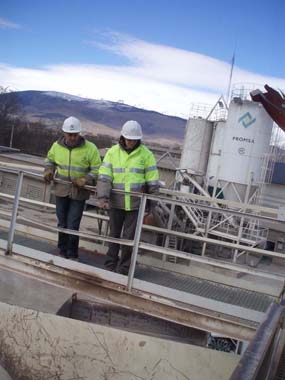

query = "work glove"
(98, 198), (109, 209)
(43, 170), (54, 184)
(72, 177), (87, 188)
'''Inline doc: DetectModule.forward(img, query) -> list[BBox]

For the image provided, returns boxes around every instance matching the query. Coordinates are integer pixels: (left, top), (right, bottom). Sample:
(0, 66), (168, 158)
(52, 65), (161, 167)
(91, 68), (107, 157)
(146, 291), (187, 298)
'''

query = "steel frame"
(0, 243), (258, 341)
(1, 167), (285, 342)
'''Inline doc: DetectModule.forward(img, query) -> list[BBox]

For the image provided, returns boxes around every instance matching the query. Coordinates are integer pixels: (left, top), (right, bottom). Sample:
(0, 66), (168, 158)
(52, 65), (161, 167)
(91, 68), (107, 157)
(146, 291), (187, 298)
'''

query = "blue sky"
(0, 0), (284, 117)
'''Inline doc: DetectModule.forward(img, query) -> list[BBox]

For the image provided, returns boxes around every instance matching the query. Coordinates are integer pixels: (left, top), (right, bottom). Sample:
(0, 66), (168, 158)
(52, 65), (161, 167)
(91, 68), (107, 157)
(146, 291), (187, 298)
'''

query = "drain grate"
(135, 266), (274, 313)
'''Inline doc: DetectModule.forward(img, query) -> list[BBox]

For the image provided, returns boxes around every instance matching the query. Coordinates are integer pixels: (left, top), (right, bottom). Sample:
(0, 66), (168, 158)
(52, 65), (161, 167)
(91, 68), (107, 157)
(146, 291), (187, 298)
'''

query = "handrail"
(0, 168), (147, 292)
(1, 167), (285, 291)
(0, 165), (281, 221)
(3, 187), (285, 263)
(0, 192), (109, 222)
(230, 301), (285, 380)
(160, 188), (279, 217)
(2, 195), (284, 282)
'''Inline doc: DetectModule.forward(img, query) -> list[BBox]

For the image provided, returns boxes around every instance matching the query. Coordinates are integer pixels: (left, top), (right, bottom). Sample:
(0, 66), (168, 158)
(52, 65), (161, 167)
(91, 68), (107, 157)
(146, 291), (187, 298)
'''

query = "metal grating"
(2, 177), (16, 194)
(0, 229), (275, 314)
(25, 184), (43, 201)
(275, 344), (285, 380)
(135, 266), (274, 313)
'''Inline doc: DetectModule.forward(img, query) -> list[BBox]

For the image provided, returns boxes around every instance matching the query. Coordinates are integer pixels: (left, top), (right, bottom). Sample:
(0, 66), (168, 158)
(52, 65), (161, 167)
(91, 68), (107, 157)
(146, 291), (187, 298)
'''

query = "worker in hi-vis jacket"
(44, 116), (101, 260)
(97, 120), (160, 274)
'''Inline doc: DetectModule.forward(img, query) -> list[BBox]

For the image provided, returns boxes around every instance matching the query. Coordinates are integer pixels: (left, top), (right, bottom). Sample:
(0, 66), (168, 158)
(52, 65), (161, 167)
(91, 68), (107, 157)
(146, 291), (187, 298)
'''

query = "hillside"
(11, 91), (187, 144)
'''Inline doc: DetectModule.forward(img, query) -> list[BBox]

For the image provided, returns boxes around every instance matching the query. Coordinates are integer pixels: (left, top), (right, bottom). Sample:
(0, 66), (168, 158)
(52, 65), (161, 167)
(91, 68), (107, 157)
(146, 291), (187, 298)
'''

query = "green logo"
(238, 112), (256, 128)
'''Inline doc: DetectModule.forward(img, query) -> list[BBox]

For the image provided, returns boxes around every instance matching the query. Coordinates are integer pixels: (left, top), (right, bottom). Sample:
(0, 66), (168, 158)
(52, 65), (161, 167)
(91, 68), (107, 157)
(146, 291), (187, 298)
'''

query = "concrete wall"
(0, 302), (239, 380)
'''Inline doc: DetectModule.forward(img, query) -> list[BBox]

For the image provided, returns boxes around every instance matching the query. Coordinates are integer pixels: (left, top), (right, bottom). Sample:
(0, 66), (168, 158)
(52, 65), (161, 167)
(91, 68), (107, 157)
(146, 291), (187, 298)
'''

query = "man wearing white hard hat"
(44, 116), (101, 259)
(97, 120), (160, 274)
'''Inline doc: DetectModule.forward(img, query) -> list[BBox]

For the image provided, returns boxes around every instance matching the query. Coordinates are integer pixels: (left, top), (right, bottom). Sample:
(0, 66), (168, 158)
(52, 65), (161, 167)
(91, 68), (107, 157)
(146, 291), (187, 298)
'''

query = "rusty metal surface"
(250, 84), (285, 130)
(57, 295), (208, 346)
(0, 248), (257, 341)
(0, 229), (275, 313)
(0, 228), (266, 340)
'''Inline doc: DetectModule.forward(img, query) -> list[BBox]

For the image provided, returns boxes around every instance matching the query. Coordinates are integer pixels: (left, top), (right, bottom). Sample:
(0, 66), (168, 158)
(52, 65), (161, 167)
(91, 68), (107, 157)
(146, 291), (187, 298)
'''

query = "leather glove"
(72, 177), (87, 188)
(43, 170), (54, 184)
(98, 198), (109, 209)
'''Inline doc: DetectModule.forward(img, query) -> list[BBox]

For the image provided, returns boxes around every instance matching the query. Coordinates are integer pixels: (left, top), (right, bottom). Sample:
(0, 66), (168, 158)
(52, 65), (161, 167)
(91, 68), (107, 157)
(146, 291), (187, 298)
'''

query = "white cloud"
(90, 32), (285, 92)
(0, 17), (20, 29)
(0, 63), (220, 118)
(91, 32), (231, 92)
(0, 32), (284, 117)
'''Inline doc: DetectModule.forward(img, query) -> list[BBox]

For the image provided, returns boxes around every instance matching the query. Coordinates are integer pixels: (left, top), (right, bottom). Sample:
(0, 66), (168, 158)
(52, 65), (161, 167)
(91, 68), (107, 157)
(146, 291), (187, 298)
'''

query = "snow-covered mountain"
(13, 90), (187, 143)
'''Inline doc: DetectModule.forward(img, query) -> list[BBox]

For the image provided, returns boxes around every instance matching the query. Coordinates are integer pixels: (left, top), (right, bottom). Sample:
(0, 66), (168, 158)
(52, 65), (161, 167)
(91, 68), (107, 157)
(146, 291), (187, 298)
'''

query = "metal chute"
(250, 84), (285, 131)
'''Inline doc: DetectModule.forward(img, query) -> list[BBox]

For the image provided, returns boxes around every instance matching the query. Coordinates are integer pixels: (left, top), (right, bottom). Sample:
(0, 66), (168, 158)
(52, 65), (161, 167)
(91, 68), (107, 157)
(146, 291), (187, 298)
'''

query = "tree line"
(0, 86), (114, 156)
(0, 86), (180, 156)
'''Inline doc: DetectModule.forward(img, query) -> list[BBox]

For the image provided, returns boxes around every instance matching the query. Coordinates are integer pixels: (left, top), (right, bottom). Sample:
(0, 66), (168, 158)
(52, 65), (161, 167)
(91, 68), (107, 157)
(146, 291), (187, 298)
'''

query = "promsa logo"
(232, 112), (256, 145)
(238, 112), (256, 128)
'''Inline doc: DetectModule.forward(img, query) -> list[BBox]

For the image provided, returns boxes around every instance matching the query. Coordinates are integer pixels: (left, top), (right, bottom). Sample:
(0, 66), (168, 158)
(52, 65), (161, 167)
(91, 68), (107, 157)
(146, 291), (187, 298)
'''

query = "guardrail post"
(163, 202), (175, 262)
(127, 194), (147, 291)
(6, 171), (23, 255)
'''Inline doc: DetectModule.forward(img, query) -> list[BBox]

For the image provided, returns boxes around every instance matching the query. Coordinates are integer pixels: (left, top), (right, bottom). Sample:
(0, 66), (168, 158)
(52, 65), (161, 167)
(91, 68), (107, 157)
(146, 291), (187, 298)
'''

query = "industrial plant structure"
(0, 84), (285, 379)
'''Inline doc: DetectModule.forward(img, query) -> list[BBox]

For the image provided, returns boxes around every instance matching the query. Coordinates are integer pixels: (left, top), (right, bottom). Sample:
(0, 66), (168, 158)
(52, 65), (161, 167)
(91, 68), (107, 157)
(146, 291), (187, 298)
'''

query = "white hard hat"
(121, 120), (142, 140)
(62, 116), (82, 133)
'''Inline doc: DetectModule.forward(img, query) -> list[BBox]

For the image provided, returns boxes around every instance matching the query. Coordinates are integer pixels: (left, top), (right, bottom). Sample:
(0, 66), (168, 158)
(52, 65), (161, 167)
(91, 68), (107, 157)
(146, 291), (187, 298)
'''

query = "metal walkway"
(135, 266), (274, 313)
(0, 229), (275, 314)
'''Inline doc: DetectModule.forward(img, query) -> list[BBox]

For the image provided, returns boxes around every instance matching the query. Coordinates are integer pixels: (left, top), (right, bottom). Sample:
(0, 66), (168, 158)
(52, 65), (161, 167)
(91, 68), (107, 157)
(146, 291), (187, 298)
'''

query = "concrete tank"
(180, 118), (213, 176)
(206, 99), (273, 201)
(206, 120), (226, 185)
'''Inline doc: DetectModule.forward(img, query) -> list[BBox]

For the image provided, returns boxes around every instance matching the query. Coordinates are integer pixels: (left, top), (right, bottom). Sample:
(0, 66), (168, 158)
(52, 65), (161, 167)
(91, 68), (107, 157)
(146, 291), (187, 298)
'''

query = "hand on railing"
(72, 177), (87, 188)
(98, 198), (109, 209)
(43, 171), (54, 184)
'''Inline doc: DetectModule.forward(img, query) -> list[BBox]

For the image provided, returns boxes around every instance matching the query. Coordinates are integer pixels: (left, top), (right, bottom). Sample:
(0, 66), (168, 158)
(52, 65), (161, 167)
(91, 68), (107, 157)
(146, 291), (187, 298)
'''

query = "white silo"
(206, 98), (273, 201)
(179, 118), (213, 178)
(205, 119), (226, 186)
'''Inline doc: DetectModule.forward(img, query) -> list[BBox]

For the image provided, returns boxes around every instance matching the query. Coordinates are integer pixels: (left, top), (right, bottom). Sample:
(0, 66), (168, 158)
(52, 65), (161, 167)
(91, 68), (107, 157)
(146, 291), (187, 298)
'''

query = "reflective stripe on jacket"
(44, 138), (101, 200)
(97, 143), (159, 210)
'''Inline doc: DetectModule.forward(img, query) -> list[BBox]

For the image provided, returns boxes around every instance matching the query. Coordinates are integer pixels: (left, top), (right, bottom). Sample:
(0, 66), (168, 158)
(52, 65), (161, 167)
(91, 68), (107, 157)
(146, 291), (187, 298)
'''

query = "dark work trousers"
(55, 196), (85, 258)
(104, 208), (139, 272)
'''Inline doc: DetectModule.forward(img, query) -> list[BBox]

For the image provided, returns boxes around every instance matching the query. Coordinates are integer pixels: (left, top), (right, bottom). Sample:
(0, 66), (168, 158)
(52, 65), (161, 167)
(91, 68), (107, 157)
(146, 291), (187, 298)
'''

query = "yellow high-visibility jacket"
(44, 136), (101, 200)
(97, 143), (159, 210)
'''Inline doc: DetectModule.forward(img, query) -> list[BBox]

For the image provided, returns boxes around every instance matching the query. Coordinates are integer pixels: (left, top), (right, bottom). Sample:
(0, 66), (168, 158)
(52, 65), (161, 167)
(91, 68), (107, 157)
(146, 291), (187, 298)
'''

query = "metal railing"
(3, 167), (285, 345)
(231, 83), (264, 102)
(189, 102), (228, 121)
(230, 300), (285, 380)
(2, 167), (285, 288)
